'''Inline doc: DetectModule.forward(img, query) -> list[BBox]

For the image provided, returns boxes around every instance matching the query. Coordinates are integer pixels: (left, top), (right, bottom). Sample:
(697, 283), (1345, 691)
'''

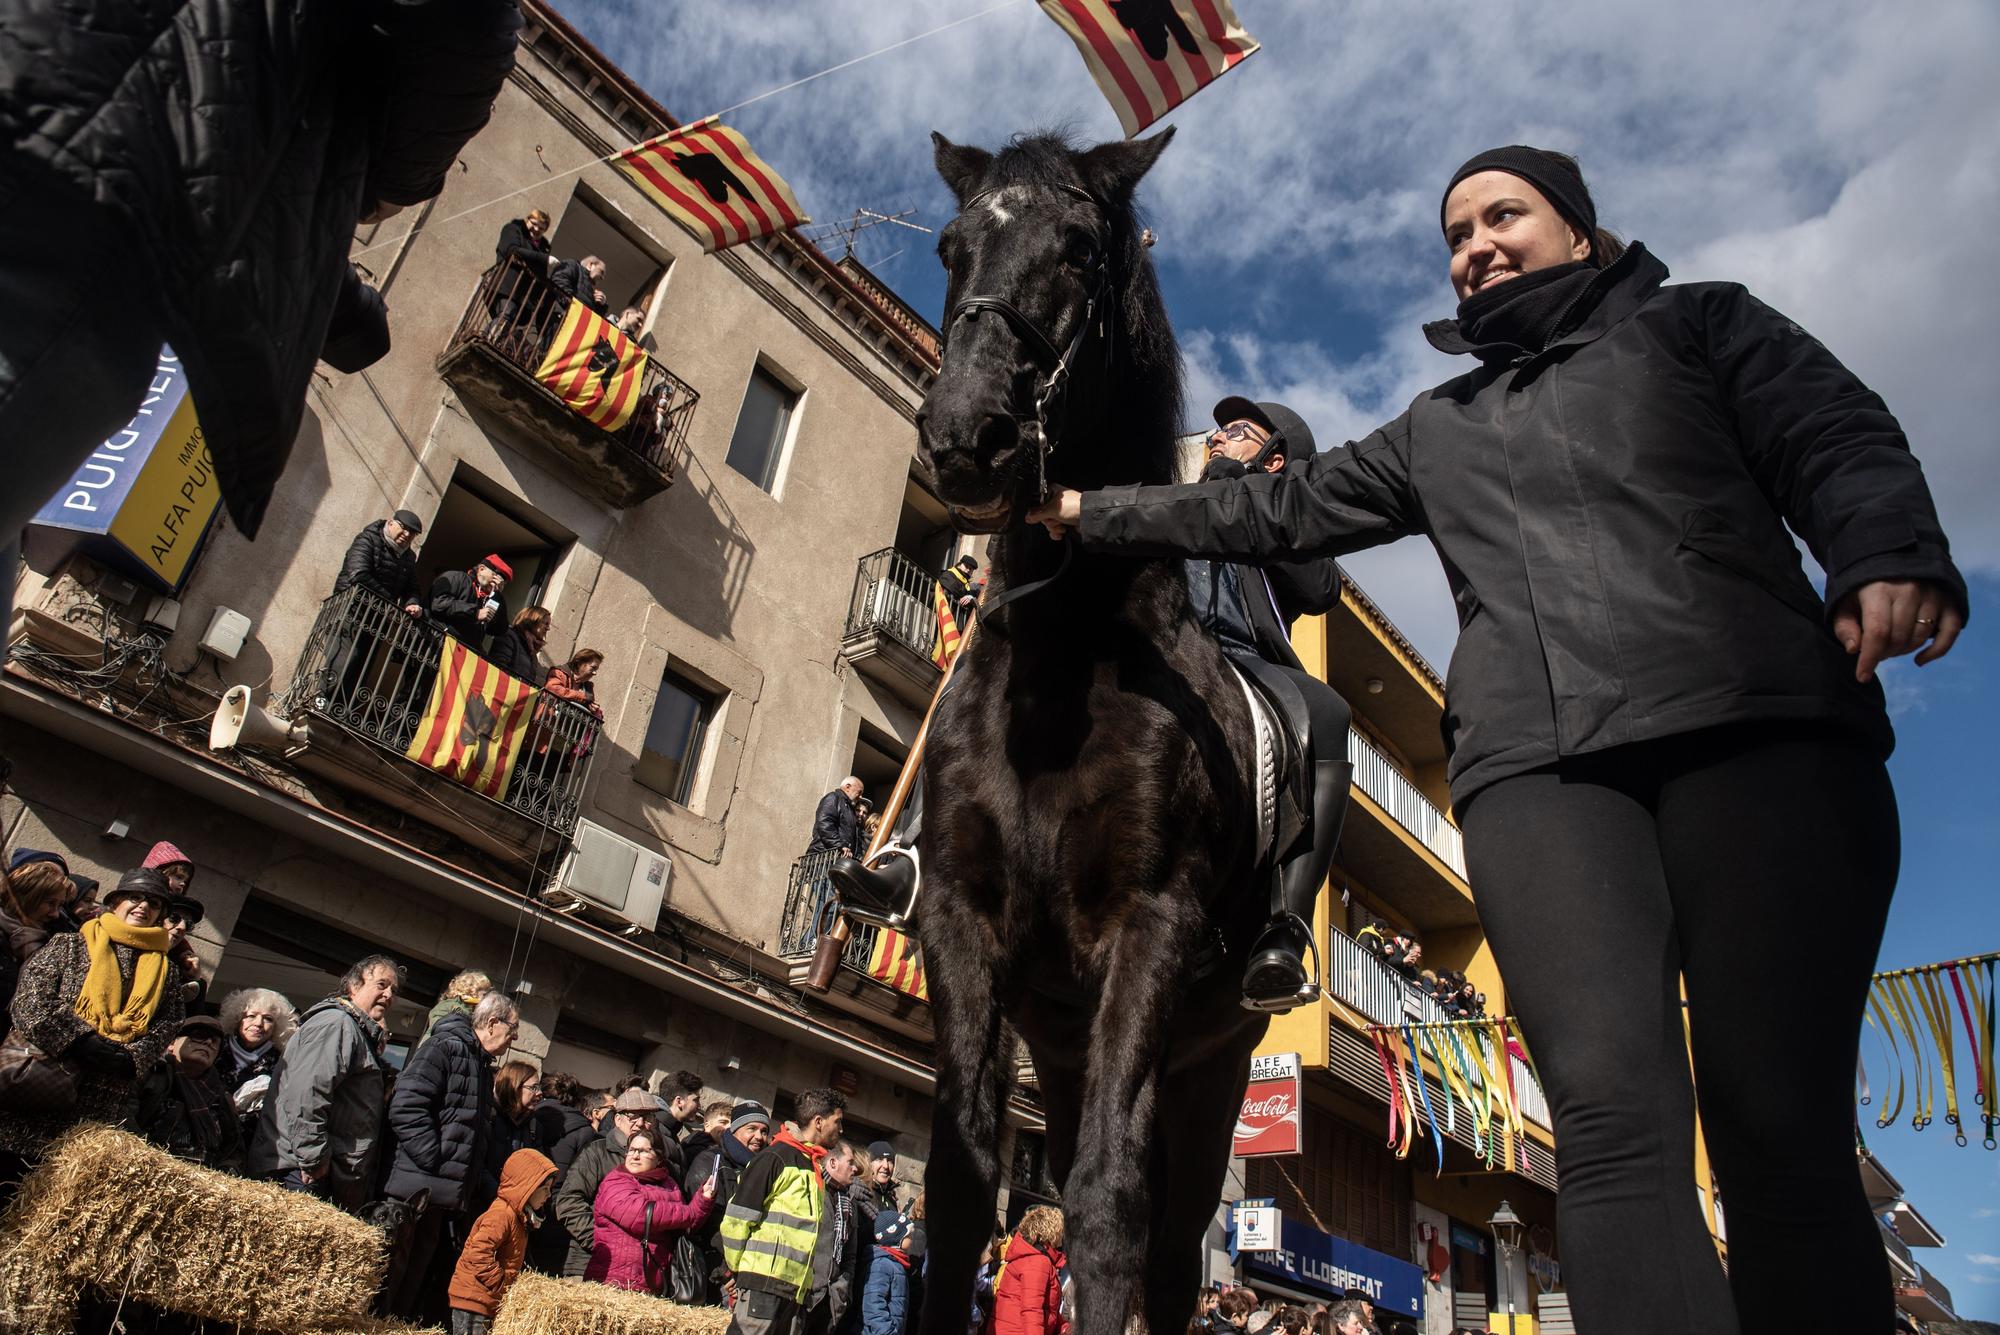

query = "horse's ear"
(932, 132), (993, 205)
(1075, 127), (1175, 206)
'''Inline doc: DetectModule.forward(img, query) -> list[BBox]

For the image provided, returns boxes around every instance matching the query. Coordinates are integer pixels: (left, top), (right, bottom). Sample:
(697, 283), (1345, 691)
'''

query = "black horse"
(915, 130), (1270, 1335)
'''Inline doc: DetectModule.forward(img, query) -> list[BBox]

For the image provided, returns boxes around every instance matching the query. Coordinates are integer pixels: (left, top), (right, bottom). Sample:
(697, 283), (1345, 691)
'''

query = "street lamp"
(1489, 1201), (1524, 1335)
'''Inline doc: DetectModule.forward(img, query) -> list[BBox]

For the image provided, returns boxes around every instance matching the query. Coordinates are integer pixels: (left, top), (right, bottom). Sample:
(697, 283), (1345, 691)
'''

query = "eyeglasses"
(1211, 422), (1268, 444)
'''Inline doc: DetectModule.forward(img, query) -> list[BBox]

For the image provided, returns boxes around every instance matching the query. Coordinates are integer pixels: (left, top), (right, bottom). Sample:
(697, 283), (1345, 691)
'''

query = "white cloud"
(1969, 1253), (2000, 1267)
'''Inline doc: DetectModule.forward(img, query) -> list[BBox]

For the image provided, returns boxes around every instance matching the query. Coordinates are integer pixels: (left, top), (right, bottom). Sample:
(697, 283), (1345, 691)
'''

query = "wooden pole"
(802, 606), (979, 993)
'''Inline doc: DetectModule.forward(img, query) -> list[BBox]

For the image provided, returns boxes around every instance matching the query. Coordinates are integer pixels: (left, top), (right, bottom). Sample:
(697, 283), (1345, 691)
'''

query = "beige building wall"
(2, 5), (1001, 1190)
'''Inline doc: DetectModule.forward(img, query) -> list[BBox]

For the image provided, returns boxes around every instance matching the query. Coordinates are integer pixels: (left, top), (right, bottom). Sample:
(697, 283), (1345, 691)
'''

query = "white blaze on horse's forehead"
(984, 188), (1025, 226)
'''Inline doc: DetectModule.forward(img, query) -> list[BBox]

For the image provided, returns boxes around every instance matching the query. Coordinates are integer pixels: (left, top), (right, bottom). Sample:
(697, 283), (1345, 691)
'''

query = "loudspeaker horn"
(209, 684), (305, 754)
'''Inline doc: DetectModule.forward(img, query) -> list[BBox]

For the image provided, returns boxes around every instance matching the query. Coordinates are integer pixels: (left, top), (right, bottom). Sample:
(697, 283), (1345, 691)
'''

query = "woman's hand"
(1831, 579), (1964, 682)
(1024, 487), (1084, 540)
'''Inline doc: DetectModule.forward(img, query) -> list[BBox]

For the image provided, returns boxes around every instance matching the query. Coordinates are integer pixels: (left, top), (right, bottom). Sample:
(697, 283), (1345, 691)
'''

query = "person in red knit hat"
(428, 554), (513, 650)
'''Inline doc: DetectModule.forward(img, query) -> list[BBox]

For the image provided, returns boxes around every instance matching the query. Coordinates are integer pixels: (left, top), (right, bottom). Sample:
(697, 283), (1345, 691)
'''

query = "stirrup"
(831, 844), (922, 930)
(1239, 912), (1323, 1014)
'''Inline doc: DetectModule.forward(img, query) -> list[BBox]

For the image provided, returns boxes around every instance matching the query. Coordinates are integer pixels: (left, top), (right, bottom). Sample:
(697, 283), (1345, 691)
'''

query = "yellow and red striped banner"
(616, 118), (809, 252)
(867, 927), (930, 1002)
(404, 637), (540, 799)
(1037, 0), (1259, 138)
(533, 300), (645, 431)
(931, 581), (963, 670)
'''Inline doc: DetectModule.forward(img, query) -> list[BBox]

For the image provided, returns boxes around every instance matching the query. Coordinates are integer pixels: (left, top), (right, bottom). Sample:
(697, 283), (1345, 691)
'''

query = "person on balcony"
(336, 510), (426, 615)
(490, 208), (558, 346)
(430, 555), (513, 650)
(550, 254), (609, 317)
(808, 778), (866, 859)
(940, 555), (980, 630)
(488, 606), (552, 687)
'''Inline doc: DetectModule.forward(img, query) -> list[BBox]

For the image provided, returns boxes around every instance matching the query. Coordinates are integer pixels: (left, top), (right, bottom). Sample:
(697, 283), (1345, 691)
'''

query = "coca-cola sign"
(1234, 1051), (1302, 1157)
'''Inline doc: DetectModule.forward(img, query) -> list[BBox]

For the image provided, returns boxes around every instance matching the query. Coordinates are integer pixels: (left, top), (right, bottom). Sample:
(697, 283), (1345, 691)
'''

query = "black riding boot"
(1242, 760), (1353, 1012)
(829, 849), (919, 927)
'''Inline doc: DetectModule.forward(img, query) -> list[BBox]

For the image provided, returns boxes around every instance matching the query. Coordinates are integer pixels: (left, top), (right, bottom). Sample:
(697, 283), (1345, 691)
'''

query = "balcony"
(841, 548), (947, 708)
(436, 258), (699, 508)
(1342, 727), (1477, 927)
(1324, 924), (1550, 1131)
(775, 848), (932, 1036)
(262, 587), (600, 862)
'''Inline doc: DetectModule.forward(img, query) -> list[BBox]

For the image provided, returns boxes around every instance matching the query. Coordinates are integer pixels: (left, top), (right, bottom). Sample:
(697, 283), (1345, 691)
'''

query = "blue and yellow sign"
(30, 348), (221, 592)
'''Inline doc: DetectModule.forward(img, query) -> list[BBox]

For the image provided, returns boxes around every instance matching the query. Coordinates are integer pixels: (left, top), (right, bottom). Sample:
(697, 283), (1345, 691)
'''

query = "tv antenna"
(802, 206), (933, 260)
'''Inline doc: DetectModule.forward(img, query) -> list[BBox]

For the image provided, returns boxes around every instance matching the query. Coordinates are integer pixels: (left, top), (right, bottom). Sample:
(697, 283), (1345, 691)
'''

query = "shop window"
(637, 666), (718, 805)
(725, 363), (801, 493)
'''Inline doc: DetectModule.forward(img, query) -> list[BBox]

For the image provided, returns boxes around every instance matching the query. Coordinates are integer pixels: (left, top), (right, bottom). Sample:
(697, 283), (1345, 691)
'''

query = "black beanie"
(1441, 146), (1597, 239)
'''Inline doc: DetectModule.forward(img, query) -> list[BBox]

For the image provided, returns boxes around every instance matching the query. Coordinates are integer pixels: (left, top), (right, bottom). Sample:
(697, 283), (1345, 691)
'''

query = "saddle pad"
(1229, 660), (1280, 866)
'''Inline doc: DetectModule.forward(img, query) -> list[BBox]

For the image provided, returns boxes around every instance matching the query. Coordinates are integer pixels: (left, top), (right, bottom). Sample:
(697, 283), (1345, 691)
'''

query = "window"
(638, 667), (717, 804)
(725, 364), (800, 492)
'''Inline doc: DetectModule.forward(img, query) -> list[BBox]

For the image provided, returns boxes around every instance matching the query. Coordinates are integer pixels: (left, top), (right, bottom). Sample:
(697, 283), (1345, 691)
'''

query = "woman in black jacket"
(1030, 147), (1966, 1335)
(488, 606), (552, 686)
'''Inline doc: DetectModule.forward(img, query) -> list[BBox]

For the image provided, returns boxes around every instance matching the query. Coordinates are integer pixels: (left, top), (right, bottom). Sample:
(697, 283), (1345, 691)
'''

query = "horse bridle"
(940, 181), (1114, 505)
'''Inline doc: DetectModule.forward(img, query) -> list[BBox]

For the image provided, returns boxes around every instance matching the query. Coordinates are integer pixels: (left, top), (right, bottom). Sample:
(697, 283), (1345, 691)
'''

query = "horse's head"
(919, 129), (1178, 533)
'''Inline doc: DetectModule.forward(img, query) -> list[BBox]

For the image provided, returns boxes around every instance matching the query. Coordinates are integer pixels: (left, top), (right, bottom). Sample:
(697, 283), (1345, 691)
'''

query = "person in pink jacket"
(585, 1127), (719, 1293)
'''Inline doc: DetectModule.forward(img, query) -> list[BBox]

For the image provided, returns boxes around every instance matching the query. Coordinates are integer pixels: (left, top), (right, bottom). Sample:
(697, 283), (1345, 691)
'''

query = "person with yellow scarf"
(0, 867), (185, 1154)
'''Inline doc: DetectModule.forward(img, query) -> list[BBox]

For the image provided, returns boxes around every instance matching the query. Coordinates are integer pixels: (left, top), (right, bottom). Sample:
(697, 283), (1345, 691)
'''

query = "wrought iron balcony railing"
(278, 586), (598, 832)
(845, 548), (947, 664)
(1347, 726), (1467, 877)
(777, 847), (879, 972)
(440, 257), (700, 496)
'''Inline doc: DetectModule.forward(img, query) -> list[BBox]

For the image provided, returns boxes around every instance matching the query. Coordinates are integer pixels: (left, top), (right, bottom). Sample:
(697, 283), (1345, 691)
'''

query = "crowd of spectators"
(1353, 917), (1487, 1020)
(0, 841), (976, 1330)
(1190, 1284), (1497, 1335)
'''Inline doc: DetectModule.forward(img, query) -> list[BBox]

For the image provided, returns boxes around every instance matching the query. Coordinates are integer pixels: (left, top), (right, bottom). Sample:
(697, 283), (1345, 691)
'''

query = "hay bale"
(492, 1271), (735, 1335)
(0, 1123), (385, 1332)
(282, 1320), (445, 1335)
(0, 1232), (77, 1335)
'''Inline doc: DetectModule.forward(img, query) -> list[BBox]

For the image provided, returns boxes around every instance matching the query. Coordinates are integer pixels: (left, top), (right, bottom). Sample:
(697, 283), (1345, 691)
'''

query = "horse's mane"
(982, 132), (1186, 490)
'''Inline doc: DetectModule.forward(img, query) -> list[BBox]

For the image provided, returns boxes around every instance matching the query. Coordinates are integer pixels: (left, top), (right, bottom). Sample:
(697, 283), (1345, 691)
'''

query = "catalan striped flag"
(404, 637), (541, 799)
(1036, 0), (1260, 138)
(615, 118), (809, 252)
(867, 927), (930, 1002)
(931, 581), (963, 670)
(533, 301), (645, 431)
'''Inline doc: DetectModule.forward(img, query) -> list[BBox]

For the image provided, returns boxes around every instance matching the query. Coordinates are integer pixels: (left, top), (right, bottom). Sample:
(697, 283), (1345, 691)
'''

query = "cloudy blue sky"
(560, 0), (1998, 1310)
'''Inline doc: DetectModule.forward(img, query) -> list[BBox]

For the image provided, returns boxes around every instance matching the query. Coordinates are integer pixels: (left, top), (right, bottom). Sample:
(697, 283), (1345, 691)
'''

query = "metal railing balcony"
(278, 586), (598, 832)
(1347, 727), (1467, 878)
(438, 257), (700, 505)
(844, 548), (948, 665)
(777, 847), (879, 973)
(1325, 924), (1551, 1130)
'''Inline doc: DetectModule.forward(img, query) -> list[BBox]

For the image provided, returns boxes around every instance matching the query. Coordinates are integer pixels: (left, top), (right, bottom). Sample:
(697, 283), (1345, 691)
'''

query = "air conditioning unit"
(547, 820), (671, 931)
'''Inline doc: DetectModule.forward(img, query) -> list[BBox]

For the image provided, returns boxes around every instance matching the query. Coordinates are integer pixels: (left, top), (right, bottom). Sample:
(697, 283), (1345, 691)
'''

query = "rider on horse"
(832, 397), (1354, 1014)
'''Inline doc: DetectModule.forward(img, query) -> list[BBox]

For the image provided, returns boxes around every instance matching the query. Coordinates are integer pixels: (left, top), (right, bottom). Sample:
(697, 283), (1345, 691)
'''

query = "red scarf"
(880, 1245), (912, 1269)
(774, 1128), (828, 1183)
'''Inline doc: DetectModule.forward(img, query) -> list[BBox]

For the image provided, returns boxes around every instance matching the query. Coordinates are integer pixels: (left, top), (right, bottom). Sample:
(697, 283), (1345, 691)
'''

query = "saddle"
(1223, 653), (1309, 874)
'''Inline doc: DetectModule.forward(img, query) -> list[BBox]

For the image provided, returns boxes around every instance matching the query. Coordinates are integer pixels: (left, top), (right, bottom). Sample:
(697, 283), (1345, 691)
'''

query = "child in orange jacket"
(448, 1148), (558, 1333)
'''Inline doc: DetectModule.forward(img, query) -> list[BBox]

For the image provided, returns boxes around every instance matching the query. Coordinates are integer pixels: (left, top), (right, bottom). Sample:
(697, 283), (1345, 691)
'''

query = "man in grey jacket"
(246, 954), (403, 1211)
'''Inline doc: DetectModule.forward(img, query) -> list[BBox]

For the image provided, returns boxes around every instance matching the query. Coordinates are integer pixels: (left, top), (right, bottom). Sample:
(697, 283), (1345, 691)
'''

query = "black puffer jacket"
(527, 1099), (599, 1271)
(335, 520), (422, 606)
(382, 1011), (493, 1212)
(430, 569), (493, 647)
(0, 0), (522, 536)
(1080, 246), (1966, 805)
(808, 790), (862, 853)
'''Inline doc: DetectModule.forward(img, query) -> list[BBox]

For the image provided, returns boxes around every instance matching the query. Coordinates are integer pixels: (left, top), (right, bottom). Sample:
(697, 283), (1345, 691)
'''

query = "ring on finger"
(1915, 616), (1937, 627)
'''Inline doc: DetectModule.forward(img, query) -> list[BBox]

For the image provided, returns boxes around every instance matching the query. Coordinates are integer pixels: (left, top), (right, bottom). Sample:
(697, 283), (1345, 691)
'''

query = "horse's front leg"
(1065, 887), (1204, 1335)
(1142, 1043), (1258, 1335)
(917, 884), (1010, 1335)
